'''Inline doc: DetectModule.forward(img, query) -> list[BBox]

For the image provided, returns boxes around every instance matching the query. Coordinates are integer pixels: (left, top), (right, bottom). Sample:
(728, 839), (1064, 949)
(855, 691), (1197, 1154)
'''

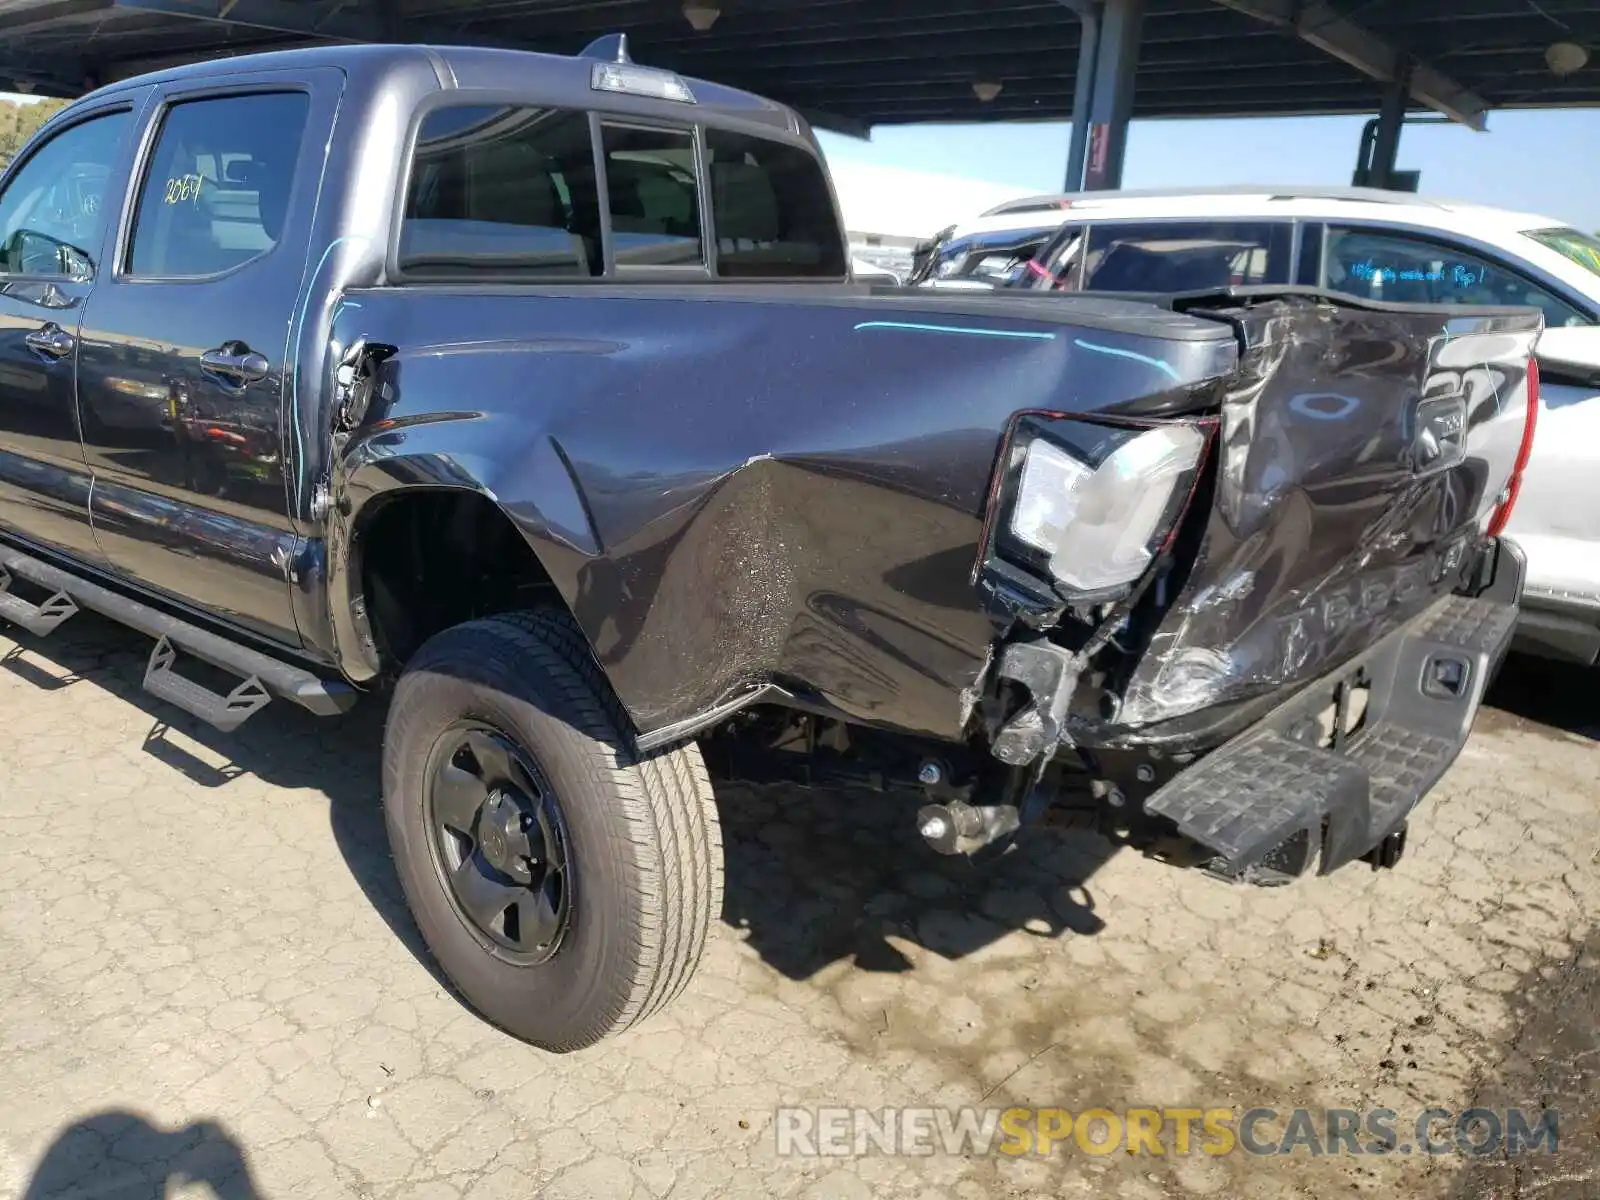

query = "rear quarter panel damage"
(326, 289), (1234, 740)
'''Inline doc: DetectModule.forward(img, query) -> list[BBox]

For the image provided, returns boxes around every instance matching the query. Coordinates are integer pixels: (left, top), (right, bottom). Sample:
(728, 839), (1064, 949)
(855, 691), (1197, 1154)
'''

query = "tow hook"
(1365, 825), (1408, 871)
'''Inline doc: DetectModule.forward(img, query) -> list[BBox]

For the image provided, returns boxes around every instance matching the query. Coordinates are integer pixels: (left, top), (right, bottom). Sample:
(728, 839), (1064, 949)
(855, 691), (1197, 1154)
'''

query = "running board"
(0, 567), (78, 636)
(144, 636), (273, 733)
(0, 542), (356, 729)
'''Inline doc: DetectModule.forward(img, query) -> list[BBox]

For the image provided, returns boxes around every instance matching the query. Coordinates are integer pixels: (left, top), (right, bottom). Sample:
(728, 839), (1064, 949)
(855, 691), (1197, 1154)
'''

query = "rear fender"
(327, 413), (599, 682)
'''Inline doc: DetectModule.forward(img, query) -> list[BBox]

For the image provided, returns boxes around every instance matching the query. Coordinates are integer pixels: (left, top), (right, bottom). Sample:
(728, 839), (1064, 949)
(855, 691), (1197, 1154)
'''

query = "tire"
(382, 608), (723, 1051)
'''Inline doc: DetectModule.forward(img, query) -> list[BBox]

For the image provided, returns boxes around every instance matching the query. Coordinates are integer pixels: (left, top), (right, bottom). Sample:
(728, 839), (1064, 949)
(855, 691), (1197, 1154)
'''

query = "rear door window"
(703, 128), (845, 279)
(927, 230), (1057, 285)
(1323, 226), (1588, 326)
(401, 105), (600, 278)
(1077, 221), (1292, 292)
(600, 123), (702, 268)
(1024, 226), (1086, 290)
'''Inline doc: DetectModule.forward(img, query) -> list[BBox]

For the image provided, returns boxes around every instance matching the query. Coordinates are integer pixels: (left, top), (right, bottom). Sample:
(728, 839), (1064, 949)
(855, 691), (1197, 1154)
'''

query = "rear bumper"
(1142, 540), (1524, 879)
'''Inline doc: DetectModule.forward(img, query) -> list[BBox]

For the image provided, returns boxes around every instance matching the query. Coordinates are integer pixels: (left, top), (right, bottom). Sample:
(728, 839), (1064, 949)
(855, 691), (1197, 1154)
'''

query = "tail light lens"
(994, 417), (1209, 598)
(1487, 356), (1539, 537)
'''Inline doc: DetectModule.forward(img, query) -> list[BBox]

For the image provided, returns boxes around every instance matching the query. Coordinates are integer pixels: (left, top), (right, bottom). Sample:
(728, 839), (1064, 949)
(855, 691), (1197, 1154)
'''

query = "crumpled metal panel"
(1117, 300), (1541, 730)
(328, 289), (1237, 741)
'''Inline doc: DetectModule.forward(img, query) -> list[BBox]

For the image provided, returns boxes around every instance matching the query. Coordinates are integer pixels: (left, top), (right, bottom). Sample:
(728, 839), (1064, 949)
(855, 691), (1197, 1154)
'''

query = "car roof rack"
(980, 185), (1448, 218)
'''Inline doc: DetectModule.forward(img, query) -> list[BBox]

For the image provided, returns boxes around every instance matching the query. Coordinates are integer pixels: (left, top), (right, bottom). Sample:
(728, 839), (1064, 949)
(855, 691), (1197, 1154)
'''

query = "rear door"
(0, 98), (142, 562)
(76, 70), (340, 647)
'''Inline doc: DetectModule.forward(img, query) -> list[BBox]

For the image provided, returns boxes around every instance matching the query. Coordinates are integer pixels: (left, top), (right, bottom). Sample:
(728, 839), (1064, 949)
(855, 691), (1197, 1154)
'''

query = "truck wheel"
(382, 609), (722, 1051)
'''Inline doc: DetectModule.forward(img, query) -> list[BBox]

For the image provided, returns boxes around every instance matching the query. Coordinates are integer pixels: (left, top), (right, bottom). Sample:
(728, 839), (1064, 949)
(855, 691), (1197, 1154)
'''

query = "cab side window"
(127, 92), (310, 279)
(1323, 226), (1588, 327)
(600, 123), (702, 268)
(0, 110), (129, 280)
(704, 128), (845, 279)
(401, 105), (601, 278)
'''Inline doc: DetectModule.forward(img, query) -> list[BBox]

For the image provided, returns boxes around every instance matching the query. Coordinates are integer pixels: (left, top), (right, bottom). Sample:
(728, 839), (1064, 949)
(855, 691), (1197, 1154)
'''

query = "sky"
(818, 108), (1600, 239)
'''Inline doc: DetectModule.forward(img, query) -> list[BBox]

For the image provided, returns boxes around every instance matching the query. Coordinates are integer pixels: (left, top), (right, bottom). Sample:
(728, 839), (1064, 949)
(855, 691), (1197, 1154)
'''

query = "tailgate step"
(0, 568), (78, 636)
(1347, 725), (1459, 834)
(1144, 731), (1362, 867)
(1144, 592), (1518, 876)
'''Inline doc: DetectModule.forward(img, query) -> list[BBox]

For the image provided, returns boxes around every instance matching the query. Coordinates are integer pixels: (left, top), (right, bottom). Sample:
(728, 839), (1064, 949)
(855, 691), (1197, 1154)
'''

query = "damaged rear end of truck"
(953, 289), (1541, 882)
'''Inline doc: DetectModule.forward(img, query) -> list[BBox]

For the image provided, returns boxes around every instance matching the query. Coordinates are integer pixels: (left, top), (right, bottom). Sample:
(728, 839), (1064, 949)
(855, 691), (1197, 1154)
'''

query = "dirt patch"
(1451, 930), (1600, 1200)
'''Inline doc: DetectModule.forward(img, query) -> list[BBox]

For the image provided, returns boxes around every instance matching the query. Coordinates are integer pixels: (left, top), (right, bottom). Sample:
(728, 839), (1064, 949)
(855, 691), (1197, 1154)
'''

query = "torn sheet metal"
(1116, 299), (1541, 731)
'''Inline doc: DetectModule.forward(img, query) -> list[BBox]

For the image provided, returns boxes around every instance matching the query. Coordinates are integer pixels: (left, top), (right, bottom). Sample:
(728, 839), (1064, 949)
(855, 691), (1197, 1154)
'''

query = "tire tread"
(385, 607), (722, 1050)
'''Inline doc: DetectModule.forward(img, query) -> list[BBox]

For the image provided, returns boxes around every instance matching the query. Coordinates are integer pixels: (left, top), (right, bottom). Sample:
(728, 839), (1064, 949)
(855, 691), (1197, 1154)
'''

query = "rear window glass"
(401, 105), (601, 278)
(704, 128), (845, 279)
(600, 123), (702, 268)
(1076, 221), (1291, 292)
(1525, 226), (1600, 280)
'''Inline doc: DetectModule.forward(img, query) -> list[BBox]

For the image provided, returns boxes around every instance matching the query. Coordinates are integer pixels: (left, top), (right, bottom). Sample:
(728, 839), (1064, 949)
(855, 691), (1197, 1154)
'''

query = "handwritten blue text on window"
(1349, 260), (1488, 288)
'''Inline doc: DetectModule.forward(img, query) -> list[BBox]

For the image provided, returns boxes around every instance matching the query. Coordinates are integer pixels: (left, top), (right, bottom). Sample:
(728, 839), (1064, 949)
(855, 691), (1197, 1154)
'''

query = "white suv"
(911, 186), (1600, 666)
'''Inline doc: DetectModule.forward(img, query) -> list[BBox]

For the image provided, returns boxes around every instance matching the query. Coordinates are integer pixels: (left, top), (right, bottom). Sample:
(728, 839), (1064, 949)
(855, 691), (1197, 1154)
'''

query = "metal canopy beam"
(109, 0), (384, 42)
(1210, 0), (1490, 130)
(0, 53), (89, 95)
(0, 0), (110, 37)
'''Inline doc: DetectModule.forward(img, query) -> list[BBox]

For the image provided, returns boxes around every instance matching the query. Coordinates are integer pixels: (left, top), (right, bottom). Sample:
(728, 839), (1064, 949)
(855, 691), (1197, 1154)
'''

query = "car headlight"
(1003, 420), (1208, 596)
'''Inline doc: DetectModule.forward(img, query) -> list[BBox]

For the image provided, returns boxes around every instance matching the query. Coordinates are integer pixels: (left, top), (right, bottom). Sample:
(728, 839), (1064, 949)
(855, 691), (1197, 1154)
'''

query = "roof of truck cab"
(80, 42), (799, 134)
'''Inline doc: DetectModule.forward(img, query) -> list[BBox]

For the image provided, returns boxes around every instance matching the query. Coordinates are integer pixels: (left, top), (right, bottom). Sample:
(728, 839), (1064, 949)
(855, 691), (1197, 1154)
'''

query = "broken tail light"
(986, 415), (1212, 601)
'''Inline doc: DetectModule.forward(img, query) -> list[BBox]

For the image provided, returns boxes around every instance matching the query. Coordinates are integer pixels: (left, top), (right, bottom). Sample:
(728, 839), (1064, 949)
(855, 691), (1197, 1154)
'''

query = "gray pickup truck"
(0, 39), (1541, 1050)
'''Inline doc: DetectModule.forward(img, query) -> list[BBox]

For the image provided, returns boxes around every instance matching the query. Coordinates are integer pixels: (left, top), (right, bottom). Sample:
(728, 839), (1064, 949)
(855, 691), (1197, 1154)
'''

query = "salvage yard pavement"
(0, 612), (1594, 1199)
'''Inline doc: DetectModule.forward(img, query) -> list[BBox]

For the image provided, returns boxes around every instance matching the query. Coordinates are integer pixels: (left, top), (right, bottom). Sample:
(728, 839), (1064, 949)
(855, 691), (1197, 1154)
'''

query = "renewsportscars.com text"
(774, 1106), (1560, 1159)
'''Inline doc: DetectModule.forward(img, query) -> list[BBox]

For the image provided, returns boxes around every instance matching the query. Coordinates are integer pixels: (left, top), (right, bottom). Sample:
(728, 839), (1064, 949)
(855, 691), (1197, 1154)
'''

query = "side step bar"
(0, 567), (78, 636)
(0, 543), (356, 730)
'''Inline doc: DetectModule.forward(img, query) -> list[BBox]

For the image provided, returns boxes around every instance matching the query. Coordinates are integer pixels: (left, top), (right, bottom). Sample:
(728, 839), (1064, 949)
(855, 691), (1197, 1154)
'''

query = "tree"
(0, 97), (70, 164)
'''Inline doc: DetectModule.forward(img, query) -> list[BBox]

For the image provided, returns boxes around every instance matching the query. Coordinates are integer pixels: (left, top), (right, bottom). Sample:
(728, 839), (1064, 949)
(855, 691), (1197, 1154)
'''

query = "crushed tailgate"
(1116, 293), (1541, 729)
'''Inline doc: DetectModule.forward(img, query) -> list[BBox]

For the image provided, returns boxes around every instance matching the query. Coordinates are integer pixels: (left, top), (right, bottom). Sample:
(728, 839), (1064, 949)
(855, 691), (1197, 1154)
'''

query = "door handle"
(199, 343), (270, 387)
(23, 323), (74, 360)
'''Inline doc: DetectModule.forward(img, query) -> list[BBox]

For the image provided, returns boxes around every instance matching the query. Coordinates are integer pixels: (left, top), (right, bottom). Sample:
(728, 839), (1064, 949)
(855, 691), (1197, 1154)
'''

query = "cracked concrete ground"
(0, 613), (1594, 1199)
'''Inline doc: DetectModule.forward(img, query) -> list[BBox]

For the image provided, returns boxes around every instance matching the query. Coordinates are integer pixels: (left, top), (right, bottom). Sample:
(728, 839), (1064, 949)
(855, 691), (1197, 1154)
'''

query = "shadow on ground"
(22, 1110), (259, 1200)
(1482, 652), (1600, 743)
(0, 612), (1120, 1004)
(714, 780), (1116, 980)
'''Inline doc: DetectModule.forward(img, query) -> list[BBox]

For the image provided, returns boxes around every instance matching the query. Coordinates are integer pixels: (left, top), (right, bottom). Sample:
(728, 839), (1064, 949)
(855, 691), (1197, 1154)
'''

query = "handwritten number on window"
(163, 174), (204, 206)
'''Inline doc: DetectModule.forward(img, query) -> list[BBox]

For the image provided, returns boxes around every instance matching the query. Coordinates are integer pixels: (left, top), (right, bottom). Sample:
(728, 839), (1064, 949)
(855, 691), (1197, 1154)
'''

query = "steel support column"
(1080, 0), (1143, 191)
(1061, 0), (1101, 191)
(1366, 61), (1412, 189)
